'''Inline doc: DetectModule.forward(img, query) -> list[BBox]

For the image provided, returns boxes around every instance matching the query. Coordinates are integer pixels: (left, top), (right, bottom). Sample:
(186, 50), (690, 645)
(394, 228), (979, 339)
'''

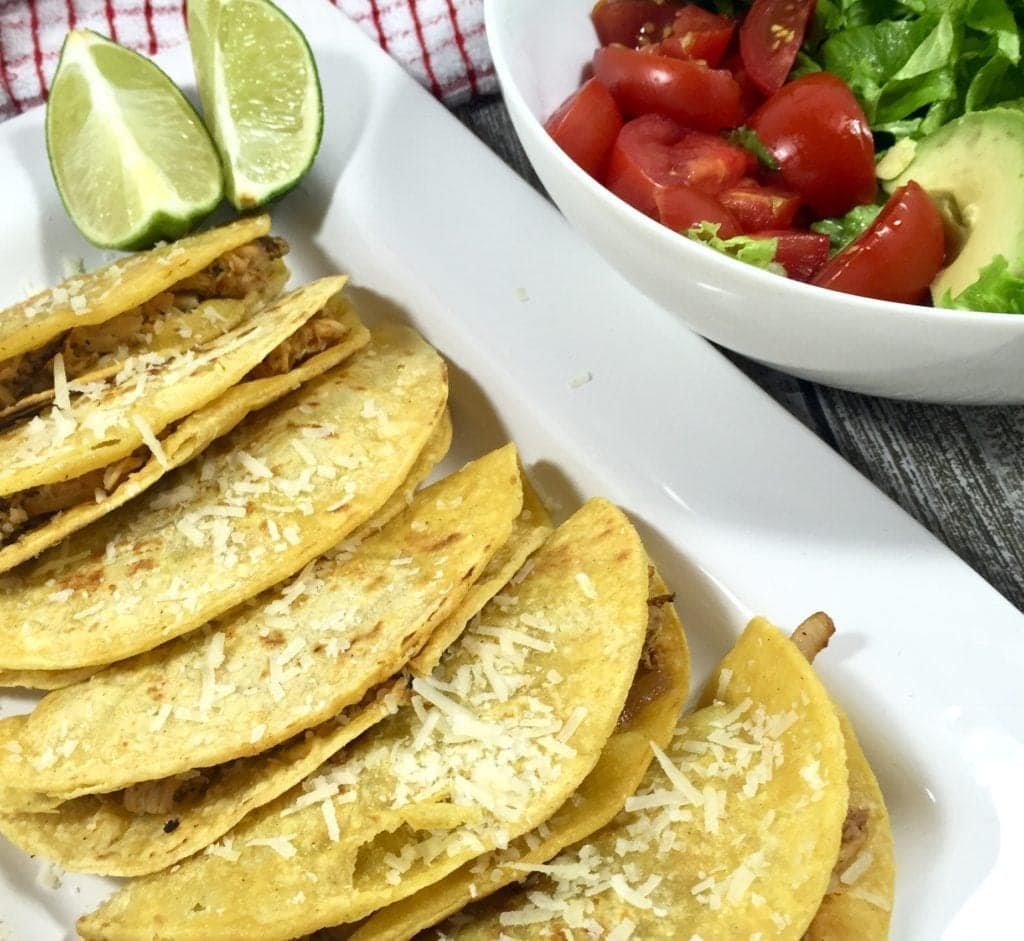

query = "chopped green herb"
(729, 126), (781, 171)
(811, 203), (884, 252)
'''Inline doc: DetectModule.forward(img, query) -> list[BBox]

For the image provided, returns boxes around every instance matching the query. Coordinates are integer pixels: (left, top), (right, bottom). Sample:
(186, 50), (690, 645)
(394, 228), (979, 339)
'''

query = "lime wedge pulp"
(45, 29), (224, 251)
(188, 0), (324, 210)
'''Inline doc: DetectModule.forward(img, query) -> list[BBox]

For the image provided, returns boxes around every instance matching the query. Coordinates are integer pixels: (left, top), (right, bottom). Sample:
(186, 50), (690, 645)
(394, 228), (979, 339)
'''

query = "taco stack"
(76, 498), (654, 939)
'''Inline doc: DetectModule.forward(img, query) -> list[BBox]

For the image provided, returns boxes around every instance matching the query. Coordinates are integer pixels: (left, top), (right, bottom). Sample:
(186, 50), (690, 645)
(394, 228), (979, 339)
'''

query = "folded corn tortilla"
(0, 215), (281, 404)
(350, 569), (691, 941)
(77, 498), (651, 941)
(0, 292), (369, 574)
(1, 445), (522, 803)
(0, 323), (448, 672)
(0, 682), (409, 877)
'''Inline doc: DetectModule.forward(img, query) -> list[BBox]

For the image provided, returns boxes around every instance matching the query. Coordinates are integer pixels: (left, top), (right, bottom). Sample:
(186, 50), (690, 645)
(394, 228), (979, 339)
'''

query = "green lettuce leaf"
(686, 222), (786, 275)
(938, 255), (1024, 312)
(803, 0), (1024, 144)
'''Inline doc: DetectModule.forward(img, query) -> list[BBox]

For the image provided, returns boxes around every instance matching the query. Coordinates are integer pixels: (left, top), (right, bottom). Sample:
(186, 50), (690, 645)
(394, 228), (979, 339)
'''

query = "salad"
(545, 0), (1024, 312)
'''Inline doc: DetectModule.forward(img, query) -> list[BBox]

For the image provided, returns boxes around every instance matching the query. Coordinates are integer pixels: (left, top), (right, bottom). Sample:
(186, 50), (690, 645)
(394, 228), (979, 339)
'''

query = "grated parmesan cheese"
(246, 835), (297, 859)
(52, 354), (70, 411)
(575, 572), (597, 600)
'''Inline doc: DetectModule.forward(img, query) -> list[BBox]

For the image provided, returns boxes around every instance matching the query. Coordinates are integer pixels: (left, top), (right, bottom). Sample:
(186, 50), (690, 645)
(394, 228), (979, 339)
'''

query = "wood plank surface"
(456, 95), (1024, 612)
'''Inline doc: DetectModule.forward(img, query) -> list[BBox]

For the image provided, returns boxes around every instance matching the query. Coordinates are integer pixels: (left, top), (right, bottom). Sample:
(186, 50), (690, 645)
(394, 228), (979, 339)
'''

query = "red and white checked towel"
(0, 0), (496, 120)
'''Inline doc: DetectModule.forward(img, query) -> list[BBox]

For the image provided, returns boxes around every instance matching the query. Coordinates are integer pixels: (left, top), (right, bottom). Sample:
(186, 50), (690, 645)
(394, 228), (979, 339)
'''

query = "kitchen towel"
(0, 0), (495, 119)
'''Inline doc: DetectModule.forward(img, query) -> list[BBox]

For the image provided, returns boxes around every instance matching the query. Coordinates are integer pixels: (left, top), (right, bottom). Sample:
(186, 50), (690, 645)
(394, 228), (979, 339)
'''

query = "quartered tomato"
(656, 187), (742, 237)
(755, 229), (831, 281)
(591, 0), (679, 48)
(544, 78), (624, 178)
(593, 44), (744, 132)
(750, 73), (876, 218)
(659, 6), (735, 67)
(605, 114), (754, 216)
(813, 182), (946, 303)
(719, 179), (801, 232)
(739, 0), (817, 96)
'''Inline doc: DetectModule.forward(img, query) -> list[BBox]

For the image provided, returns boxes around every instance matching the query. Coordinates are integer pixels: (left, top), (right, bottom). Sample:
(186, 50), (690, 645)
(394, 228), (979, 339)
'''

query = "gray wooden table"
(456, 95), (1024, 612)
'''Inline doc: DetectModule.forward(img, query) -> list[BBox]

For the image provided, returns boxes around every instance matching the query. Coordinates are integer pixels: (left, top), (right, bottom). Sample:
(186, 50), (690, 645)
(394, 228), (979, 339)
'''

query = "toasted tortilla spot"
(409, 475), (553, 676)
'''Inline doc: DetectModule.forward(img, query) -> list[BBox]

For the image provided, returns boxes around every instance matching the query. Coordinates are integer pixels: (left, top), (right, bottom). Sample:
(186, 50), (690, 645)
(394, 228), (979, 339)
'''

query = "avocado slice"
(887, 108), (1024, 303)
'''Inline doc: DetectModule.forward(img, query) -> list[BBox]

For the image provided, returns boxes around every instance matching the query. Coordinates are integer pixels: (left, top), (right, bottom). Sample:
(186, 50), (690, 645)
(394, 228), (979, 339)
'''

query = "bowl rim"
(484, 0), (1024, 333)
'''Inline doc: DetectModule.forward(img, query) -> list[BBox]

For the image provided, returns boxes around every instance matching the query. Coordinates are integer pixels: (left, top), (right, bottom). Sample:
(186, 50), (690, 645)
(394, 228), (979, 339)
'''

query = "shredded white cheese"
(132, 414), (169, 469)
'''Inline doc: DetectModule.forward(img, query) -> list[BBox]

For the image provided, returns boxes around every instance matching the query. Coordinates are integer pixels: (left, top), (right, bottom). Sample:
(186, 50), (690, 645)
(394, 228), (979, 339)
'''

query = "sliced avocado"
(887, 108), (1024, 303)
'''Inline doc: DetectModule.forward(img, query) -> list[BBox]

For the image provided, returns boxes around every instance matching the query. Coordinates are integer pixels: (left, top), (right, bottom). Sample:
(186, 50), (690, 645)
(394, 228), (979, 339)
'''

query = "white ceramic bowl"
(485, 0), (1024, 404)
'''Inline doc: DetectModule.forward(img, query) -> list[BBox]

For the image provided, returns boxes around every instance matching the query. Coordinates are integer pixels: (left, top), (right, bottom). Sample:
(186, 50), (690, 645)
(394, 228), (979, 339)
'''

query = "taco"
(440, 617), (849, 940)
(77, 498), (652, 941)
(0, 323), (449, 674)
(347, 568), (691, 941)
(0, 215), (286, 409)
(0, 681), (408, 877)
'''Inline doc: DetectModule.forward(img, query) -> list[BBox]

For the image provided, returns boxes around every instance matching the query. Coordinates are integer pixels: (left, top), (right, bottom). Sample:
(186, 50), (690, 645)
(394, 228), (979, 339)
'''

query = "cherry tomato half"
(656, 187), (743, 237)
(605, 114), (755, 217)
(659, 5), (735, 67)
(720, 179), (801, 232)
(544, 78), (624, 179)
(593, 44), (744, 132)
(739, 0), (817, 96)
(754, 229), (831, 281)
(812, 182), (946, 303)
(750, 72), (876, 218)
(591, 0), (679, 48)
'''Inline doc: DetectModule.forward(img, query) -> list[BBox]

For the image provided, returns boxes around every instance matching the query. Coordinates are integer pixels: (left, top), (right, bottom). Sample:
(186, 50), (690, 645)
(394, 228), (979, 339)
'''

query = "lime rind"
(188, 0), (324, 210)
(45, 29), (224, 251)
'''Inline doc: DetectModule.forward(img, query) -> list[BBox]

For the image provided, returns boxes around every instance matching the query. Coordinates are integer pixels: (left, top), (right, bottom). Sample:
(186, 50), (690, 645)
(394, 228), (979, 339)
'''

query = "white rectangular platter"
(0, 2), (1022, 937)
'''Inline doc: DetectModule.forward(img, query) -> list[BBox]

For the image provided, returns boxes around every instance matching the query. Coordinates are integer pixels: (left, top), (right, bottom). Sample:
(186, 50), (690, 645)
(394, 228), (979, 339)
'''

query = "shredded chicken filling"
(0, 451), (145, 544)
(835, 805), (870, 873)
(617, 583), (676, 731)
(120, 769), (218, 817)
(0, 236), (289, 406)
(247, 311), (351, 380)
(791, 611), (835, 662)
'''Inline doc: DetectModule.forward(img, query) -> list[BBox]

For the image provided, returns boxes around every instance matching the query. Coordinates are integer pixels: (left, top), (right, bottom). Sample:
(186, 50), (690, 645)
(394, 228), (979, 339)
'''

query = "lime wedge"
(45, 29), (224, 250)
(188, 0), (324, 210)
